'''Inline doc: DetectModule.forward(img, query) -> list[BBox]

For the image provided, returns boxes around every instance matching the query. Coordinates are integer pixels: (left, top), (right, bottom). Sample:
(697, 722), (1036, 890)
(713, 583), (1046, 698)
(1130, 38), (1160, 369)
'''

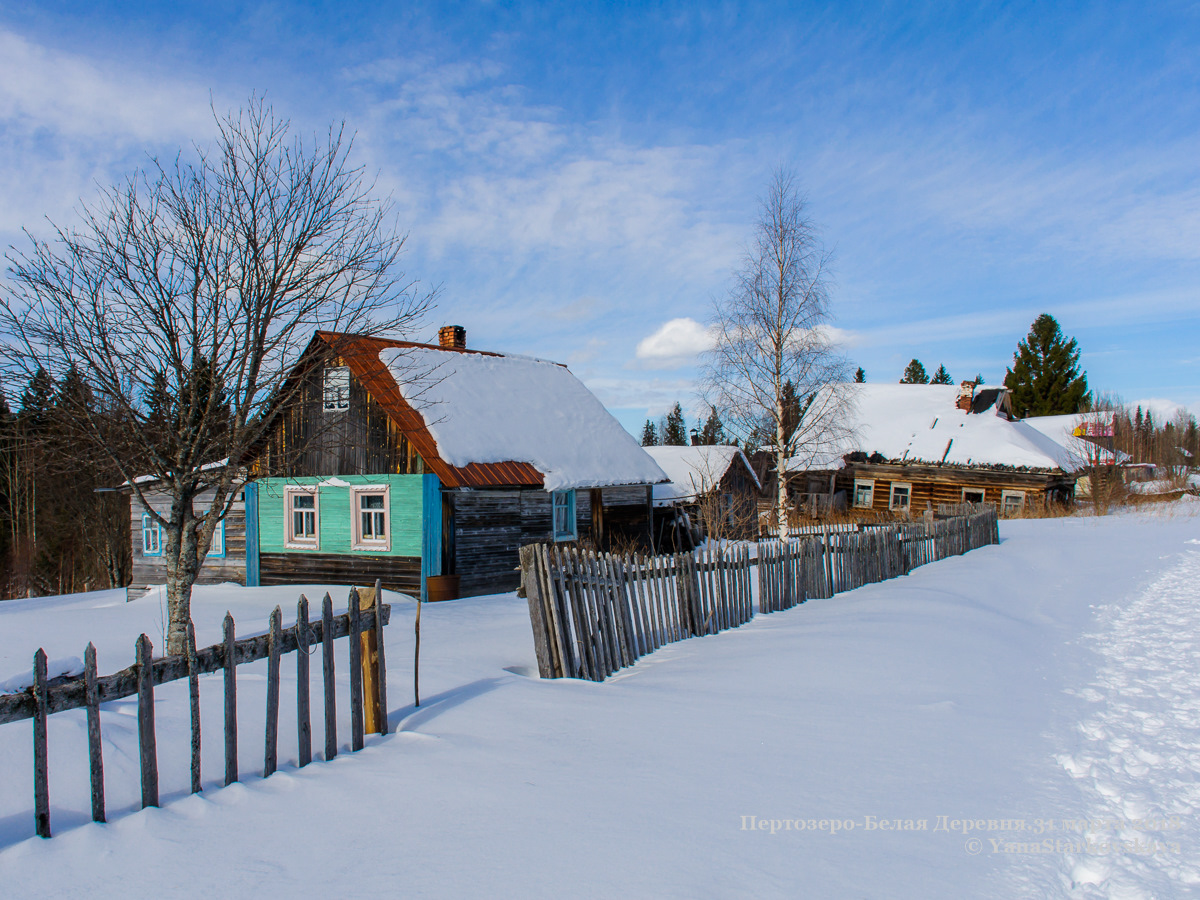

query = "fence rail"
(1, 583), (391, 839)
(521, 509), (999, 681)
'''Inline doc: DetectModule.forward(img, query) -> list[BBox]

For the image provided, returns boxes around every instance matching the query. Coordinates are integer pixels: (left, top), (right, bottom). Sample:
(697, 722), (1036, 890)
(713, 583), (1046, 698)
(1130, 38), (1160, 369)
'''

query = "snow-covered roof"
(791, 383), (1079, 472)
(379, 346), (667, 492)
(643, 445), (761, 506)
(1021, 413), (1126, 467)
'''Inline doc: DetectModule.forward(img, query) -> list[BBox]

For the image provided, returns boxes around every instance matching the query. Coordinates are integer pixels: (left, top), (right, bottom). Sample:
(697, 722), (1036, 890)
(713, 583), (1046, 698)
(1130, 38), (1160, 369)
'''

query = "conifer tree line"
(0, 370), (131, 599)
(641, 402), (731, 447)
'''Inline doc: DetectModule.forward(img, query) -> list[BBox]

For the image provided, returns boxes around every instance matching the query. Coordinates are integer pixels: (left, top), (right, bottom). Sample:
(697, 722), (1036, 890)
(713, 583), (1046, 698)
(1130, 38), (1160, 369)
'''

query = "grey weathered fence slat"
(34, 649), (49, 838)
(264, 606), (282, 778)
(84, 642), (104, 823)
(296, 596), (312, 766)
(322, 593), (337, 760)
(347, 590), (364, 753)
(187, 622), (201, 795)
(137, 634), (158, 809)
(372, 579), (389, 736)
(224, 613), (237, 786)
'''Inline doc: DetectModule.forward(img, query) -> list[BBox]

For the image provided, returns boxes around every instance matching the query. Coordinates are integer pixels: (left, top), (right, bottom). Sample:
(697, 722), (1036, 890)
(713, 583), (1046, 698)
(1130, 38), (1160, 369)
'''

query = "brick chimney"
(438, 325), (466, 350)
(956, 379), (977, 412)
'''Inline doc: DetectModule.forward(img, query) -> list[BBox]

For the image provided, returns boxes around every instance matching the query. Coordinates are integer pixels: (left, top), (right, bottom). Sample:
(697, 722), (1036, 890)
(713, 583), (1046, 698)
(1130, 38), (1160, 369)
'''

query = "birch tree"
(0, 97), (434, 653)
(703, 169), (846, 540)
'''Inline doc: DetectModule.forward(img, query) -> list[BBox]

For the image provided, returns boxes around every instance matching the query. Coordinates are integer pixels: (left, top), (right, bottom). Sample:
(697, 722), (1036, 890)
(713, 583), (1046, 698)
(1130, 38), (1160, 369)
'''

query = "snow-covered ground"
(1, 507), (1198, 898)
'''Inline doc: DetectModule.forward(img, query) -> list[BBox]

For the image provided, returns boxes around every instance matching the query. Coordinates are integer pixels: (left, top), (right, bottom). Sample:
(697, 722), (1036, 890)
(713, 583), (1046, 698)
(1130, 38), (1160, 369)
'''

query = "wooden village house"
(643, 445), (762, 547)
(785, 381), (1081, 518)
(129, 328), (668, 599)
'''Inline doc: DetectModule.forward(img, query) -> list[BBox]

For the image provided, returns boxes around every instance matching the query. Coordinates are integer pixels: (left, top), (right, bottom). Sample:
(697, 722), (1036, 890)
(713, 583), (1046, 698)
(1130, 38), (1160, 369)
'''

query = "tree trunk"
(163, 496), (202, 656)
(776, 401), (789, 542)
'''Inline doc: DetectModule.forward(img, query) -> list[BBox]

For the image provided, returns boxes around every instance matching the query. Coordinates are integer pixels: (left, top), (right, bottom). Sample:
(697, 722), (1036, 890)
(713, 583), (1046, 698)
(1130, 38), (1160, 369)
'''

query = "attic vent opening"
(323, 366), (350, 412)
(439, 325), (466, 350)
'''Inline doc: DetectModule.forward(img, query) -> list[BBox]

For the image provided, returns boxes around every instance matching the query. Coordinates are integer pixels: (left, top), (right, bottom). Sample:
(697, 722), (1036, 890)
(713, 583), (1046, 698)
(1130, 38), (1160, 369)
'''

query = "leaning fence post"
(137, 633), (159, 809)
(322, 593), (337, 759)
(296, 595), (312, 767)
(223, 612), (238, 786)
(33, 648), (50, 838)
(264, 606), (282, 778)
(187, 621), (201, 794)
(84, 642), (105, 823)
(359, 586), (382, 736)
(348, 589), (365, 752)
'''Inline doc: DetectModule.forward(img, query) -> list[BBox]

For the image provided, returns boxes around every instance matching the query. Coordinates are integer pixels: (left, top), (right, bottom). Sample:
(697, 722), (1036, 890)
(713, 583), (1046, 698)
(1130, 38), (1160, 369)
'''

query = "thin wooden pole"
(360, 588), (381, 734)
(264, 606), (282, 778)
(322, 594), (337, 759)
(373, 580), (389, 735)
(348, 589), (364, 752)
(414, 582), (423, 706)
(84, 642), (104, 823)
(187, 621), (201, 794)
(223, 612), (238, 786)
(33, 648), (50, 838)
(137, 633), (158, 809)
(296, 595), (311, 767)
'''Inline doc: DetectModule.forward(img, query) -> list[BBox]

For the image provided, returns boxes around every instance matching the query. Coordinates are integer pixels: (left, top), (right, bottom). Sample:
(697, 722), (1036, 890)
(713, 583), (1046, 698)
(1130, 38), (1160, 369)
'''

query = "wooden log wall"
(522, 508), (1000, 682)
(0, 585), (393, 840)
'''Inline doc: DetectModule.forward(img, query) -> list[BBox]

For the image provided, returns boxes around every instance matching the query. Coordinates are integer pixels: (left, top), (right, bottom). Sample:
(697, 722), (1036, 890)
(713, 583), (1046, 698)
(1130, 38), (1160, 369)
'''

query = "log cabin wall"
(130, 487), (247, 590)
(256, 359), (422, 478)
(835, 463), (1075, 514)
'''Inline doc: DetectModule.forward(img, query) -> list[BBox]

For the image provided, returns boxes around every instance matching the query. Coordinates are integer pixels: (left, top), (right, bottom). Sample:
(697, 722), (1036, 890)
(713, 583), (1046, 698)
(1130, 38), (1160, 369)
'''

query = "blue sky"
(2, 2), (1198, 434)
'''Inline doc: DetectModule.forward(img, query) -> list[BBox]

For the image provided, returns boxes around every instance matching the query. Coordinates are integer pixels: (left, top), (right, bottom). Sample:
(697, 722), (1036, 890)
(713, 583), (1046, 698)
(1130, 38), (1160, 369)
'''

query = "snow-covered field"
(1, 507), (1198, 899)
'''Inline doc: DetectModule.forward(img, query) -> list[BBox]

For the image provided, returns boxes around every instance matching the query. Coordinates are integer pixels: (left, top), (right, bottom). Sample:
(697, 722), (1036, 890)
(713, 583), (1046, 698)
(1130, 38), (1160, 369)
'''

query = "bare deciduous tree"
(0, 97), (434, 653)
(703, 169), (846, 541)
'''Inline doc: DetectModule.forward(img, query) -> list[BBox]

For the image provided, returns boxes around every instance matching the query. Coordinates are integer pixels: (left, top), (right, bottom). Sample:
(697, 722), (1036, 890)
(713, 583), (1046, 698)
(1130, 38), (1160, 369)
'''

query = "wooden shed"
(643, 445), (762, 546)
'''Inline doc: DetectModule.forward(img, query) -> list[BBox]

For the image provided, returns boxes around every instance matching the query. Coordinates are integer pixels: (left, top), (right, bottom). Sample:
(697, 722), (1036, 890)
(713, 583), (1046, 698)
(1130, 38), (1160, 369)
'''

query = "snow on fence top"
(799, 383), (1079, 471)
(379, 347), (668, 492)
(644, 445), (761, 505)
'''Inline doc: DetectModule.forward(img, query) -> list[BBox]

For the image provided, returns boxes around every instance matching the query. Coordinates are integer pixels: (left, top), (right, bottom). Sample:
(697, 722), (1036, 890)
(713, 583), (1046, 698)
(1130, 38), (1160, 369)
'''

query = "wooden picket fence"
(521, 508), (999, 680)
(0, 582), (391, 839)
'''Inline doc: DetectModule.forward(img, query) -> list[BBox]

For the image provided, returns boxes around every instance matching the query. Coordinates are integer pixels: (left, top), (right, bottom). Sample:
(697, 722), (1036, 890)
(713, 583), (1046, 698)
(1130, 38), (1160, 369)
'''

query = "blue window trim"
(552, 490), (577, 542)
(142, 513), (163, 556)
(207, 518), (227, 558)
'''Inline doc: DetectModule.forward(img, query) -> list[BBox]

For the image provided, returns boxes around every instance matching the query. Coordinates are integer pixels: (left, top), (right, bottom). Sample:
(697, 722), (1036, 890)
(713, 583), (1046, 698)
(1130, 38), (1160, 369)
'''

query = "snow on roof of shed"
(794, 383), (1077, 472)
(644, 445), (761, 506)
(1021, 412), (1126, 467)
(378, 346), (667, 492)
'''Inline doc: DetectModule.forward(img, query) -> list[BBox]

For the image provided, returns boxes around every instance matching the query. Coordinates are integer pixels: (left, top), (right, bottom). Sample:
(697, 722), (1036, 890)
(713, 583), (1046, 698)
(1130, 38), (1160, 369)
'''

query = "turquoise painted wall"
(257, 475), (424, 557)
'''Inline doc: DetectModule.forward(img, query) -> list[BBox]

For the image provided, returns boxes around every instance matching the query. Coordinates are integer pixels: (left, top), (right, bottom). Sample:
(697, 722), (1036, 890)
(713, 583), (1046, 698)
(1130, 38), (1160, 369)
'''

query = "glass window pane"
(362, 494), (385, 510)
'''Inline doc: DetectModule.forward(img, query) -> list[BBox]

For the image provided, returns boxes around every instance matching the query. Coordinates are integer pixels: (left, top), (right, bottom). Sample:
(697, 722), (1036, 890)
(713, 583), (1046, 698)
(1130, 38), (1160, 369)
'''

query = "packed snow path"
(1052, 546), (1200, 897)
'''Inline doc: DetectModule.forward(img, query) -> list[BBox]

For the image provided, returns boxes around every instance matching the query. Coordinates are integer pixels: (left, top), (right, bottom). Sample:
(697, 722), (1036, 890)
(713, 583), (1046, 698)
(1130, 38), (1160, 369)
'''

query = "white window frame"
(323, 366), (351, 412)
(960, 487), (986, 504)
(889, 482), (912, 512)
(552, 490), (577, 542)
(853, 479), (875, 509)
(351, 485), (391, 552)
(207, 517), (226, 558)
(142, 513), (163, 556)
(1001, 490), (1025, 517)
(285, 486), (320, 550)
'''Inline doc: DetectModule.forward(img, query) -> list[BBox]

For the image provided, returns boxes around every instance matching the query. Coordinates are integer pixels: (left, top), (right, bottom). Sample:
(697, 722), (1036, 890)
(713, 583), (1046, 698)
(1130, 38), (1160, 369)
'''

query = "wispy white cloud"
(634, 317), (716, 369)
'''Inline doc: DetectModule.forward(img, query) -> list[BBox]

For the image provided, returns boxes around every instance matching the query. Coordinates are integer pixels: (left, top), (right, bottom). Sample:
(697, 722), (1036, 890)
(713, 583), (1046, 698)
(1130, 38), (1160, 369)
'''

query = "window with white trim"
(853, 479), (875, 508)
(552, 490), (577, 541)
(889, 482), (912, 511)
(323, 366), (350, 412)
(351, 485), (391, 552)
(1001, 490), (1025, 517)
(961, 488), (985, 504)
(207, 518), (226, 558)
(285, 487), (320, 549)
(142, 513), (163, 556)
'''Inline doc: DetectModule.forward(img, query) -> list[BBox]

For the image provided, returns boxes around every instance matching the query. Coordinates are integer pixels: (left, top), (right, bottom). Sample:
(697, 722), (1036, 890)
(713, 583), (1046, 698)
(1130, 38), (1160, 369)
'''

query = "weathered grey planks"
(264, 606), (282, 778)
(223, 613), (238, 786)
(296, 595), (312, 766)
(33, 649), (49, 838)
(187, 622), (201, 794)
(520, 508), (1000, 682)
(322, 593), (337, 760)
(137, 634), (158, 809)
(84, 643), (104, 823)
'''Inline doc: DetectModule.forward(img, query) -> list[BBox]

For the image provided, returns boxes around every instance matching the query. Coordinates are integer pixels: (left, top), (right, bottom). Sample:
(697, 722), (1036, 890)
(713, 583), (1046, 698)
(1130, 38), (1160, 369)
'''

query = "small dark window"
(323, 367), (350, 412)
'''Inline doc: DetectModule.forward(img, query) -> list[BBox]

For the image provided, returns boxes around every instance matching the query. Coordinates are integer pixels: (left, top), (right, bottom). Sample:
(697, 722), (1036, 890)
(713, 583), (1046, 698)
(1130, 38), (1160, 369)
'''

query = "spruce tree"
(640, 419), (658, 447)
(931, 364), (953, 385)
(854, 367), (865, 383)
(662, 402), (689, 446)
(1003, 314), (1089, 416)
(900, 359), (929, 384)
(698, 406), (727, 445)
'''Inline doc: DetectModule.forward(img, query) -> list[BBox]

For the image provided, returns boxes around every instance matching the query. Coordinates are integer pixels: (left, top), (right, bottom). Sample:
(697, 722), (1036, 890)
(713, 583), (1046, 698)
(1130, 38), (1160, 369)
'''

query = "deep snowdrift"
(0, 510), (1197, 899)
